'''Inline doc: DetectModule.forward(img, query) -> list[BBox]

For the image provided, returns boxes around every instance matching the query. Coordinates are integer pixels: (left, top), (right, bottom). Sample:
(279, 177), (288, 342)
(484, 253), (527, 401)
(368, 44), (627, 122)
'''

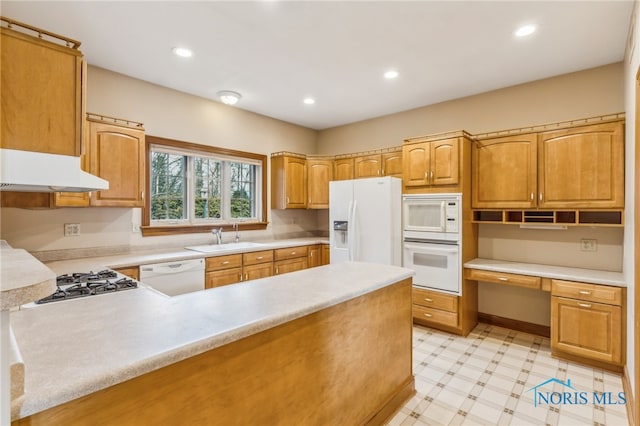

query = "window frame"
(141, 135), (268, 237)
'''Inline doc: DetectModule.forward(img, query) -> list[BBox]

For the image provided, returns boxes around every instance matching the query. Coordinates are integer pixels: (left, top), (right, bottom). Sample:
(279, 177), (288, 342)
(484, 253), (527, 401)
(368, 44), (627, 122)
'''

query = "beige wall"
(317, 62), (624, 154)
(0, 66), (322, 252)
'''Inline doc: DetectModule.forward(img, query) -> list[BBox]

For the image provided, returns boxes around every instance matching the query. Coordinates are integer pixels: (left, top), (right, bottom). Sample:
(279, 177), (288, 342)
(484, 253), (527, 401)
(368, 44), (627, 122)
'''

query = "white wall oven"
(402, 194), (462, 295)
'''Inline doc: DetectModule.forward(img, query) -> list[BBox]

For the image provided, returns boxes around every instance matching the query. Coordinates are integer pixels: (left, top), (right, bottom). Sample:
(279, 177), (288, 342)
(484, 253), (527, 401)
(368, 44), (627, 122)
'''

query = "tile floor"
(388, 324), (629, 426)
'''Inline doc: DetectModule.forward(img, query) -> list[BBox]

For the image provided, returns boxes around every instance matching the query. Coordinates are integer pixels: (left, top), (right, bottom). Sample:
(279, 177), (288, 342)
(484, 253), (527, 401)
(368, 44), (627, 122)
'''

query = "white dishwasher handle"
(140, 259), (204, 276)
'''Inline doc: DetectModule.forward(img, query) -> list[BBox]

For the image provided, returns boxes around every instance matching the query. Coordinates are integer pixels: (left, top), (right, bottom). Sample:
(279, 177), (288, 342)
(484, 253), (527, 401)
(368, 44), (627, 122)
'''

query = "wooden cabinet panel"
(307, 159), (332, 209)
(113, 267), (139, 281)
(431, 139), (459, 186)
(321, 244), (330, 265)
(206, 268), (242, 288)
(551, 296), (622, 364)
(274, 258), (308, 275)
(538, 122), (624, 208)
(465, 269), (541, 290)
(472, 134), (537, 208)
(243, 262), (273, 281)
(333, 158), (354, 181)
(242, 250), (274, 266)
(402, 143), (430, 187)
(1, 27), (83, 156)
(307, 244), (321, 268)
(381, 152), (402, 177)
(274, 246), (308, 261)
(206, 254), (243, 271)
(87, 120), (145, 207)
(271, 155), (307, 209)
(354, 154), (382, 178)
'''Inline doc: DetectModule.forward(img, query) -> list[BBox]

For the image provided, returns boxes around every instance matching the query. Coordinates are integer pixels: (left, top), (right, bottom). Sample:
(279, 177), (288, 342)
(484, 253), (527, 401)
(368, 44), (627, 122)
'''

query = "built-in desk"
(464, 258), (626, 372)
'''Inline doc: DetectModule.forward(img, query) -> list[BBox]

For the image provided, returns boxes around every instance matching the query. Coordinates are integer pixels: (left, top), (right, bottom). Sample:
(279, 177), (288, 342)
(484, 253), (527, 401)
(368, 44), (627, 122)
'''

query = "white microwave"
(402, 194), (461, 239)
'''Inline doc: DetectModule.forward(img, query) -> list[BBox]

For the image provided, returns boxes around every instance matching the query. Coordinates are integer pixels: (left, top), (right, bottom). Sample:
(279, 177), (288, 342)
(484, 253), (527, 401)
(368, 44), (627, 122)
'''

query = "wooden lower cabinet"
(112, 266), (139, 281)
(321, 244), (330, 265)
(205, 254), (243, 288)
(274, 245), (308, 275)
(551, 279), (624, 369)
(411, 282), (477, 336)
(307, 244), (321, 268)
(242, 250), (274, 281)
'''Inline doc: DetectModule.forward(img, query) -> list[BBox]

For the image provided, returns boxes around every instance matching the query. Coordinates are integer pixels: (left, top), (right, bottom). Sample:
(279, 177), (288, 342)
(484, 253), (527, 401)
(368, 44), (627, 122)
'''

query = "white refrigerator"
(329, 176), (402, 266)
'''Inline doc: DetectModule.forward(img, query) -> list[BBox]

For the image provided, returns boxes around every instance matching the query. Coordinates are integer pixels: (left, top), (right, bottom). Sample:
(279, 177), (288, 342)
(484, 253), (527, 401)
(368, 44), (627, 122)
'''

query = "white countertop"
(464, 258), (626, 287)
(43, 237), (329, 274)
(10, 261), (413, 419)
(1, 248), (56, 310)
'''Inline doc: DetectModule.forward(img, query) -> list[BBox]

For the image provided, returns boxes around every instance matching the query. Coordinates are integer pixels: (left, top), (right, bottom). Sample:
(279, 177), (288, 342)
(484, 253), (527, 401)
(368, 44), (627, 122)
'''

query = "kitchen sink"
(184, 242), (265, 253)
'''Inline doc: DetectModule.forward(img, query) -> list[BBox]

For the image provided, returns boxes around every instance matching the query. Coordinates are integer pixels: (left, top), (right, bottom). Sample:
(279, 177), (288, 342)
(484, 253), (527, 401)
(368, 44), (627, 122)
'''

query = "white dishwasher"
(139, 258), (205, 296)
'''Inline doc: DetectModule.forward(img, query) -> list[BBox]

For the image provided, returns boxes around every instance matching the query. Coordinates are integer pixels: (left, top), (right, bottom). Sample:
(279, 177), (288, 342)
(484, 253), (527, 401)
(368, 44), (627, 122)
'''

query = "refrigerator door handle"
(349, 200), (358, 261)
(347, 200), (354, 261)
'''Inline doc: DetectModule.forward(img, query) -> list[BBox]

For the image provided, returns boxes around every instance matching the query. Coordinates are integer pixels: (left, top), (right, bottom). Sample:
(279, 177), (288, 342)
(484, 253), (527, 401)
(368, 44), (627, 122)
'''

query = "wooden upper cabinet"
(403, 138), (459, 189)
(472, 133), (537, 209)
(333, 158), (354, 181)
(538, 121), (624, 209)
(87, 119), (145, 207)
(307, 158), (333, 209)
(1, 26), (84, 156)
(354, 154), (382, 178)
(381, 151), (402, 177)
(271, 155), (307, 209)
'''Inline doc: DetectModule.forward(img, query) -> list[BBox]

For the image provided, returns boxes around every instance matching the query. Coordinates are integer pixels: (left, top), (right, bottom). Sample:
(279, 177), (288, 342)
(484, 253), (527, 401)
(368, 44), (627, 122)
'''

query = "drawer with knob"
(243, 250), (274, 266)
(274, 246), (308, 261)
(412, 287), (457, 312)
(412, 304), (458, 328)
(205, 254), (242, 271)
(551, 280), (622, 306)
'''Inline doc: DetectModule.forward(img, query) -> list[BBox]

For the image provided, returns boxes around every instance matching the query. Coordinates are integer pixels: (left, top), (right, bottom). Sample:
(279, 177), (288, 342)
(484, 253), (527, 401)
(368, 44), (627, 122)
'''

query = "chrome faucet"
(233, 223), (240, 243)
(212, 227), (223, 245)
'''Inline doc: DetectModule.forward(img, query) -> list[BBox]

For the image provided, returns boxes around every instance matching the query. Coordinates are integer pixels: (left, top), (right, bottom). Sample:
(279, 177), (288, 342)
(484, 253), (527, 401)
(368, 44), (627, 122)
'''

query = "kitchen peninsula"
(10, 262), (415, 425)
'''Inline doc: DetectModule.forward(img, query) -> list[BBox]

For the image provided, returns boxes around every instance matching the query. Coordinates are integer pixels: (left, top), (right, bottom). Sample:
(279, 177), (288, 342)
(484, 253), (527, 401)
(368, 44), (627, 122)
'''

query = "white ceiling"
(1, 1), (634, 130)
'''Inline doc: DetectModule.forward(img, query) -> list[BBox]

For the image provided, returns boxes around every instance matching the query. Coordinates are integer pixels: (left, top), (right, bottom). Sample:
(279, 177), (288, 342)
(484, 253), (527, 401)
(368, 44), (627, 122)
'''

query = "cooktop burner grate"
(36, 271), (137, 304)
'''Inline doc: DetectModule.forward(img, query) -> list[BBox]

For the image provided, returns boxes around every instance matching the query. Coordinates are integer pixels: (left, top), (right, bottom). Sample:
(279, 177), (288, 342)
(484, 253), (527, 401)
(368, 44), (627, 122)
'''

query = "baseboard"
(365, 377), (415, 426)
(624, 365), (636, 426)
(478, 312), (550, 337)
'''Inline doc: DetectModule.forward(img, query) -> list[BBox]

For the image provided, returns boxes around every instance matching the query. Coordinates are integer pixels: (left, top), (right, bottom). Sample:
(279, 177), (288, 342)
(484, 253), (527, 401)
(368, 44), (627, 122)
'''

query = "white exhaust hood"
(0, 148), (109, 192)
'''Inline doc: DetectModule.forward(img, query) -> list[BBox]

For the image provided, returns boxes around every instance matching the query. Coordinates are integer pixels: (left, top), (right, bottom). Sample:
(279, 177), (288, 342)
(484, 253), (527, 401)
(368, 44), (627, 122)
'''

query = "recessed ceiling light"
(384, 70), (399, 79)
(172, 47), (193, 58)
(303, 98), (315, 105)
(217, 90), (242, 105)
(514, 24), (536, 38)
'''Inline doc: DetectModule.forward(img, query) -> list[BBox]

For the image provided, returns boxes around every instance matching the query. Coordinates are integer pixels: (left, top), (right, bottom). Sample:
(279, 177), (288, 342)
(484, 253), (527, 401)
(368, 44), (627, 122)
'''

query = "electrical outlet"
(580, 239), (597, 252)
(64, 223), (80, 237)
(132, 224), (140, 233)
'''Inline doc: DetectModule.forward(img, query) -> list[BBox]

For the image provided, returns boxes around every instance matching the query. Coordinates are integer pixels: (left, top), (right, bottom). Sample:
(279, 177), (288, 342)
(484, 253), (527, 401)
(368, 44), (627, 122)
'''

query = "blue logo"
(527, 378), (626, 407)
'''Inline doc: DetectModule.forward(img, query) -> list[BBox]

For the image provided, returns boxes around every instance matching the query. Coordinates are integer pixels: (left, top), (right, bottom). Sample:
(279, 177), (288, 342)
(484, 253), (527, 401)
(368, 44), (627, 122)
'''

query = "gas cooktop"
(35, 270), (138, 304)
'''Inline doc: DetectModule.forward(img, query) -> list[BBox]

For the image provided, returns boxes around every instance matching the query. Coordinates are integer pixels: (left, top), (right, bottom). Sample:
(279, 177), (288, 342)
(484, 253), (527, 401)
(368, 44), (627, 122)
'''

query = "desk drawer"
(413, 305), (458, 328)
(551, 280), (622, 306)
(412, 288), (457, 312)
(465, 268), (541, 290)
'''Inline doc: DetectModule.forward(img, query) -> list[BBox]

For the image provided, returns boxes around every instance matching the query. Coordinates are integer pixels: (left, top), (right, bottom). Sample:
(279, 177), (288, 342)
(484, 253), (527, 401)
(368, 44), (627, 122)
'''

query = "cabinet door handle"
(430, 170), (434, 180)
(578, 290), (591, 295)
(423, 313), (433, 318)
(578, 303), (592, 308)
(382, 168), (385, 176)
(498, 277), (509, 281)
(530, 192), (534, 201)
(424, 298), (433, 302)
(245, 273), (248, 281)
(539, 193), (543, 201)
(275, 267), (279, 274)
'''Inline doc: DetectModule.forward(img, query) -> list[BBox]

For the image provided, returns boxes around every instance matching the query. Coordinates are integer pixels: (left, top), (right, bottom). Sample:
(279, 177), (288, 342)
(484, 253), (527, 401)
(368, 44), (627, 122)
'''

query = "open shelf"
(472, 209), (623, 227)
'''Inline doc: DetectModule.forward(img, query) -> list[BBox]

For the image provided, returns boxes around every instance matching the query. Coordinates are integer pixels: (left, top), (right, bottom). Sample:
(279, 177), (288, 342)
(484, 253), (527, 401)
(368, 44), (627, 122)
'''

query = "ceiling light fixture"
(172, 47), (193, 58)
(514, 24), (536, 38)
(303, 97), (315, 105)
(384, 70), (399, 79)
(217, 90), (242, 105)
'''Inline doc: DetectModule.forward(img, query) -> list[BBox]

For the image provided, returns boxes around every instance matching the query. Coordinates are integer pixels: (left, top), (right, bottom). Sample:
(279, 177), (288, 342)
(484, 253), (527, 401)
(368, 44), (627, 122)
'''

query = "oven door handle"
(403, 243), (458, 254)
